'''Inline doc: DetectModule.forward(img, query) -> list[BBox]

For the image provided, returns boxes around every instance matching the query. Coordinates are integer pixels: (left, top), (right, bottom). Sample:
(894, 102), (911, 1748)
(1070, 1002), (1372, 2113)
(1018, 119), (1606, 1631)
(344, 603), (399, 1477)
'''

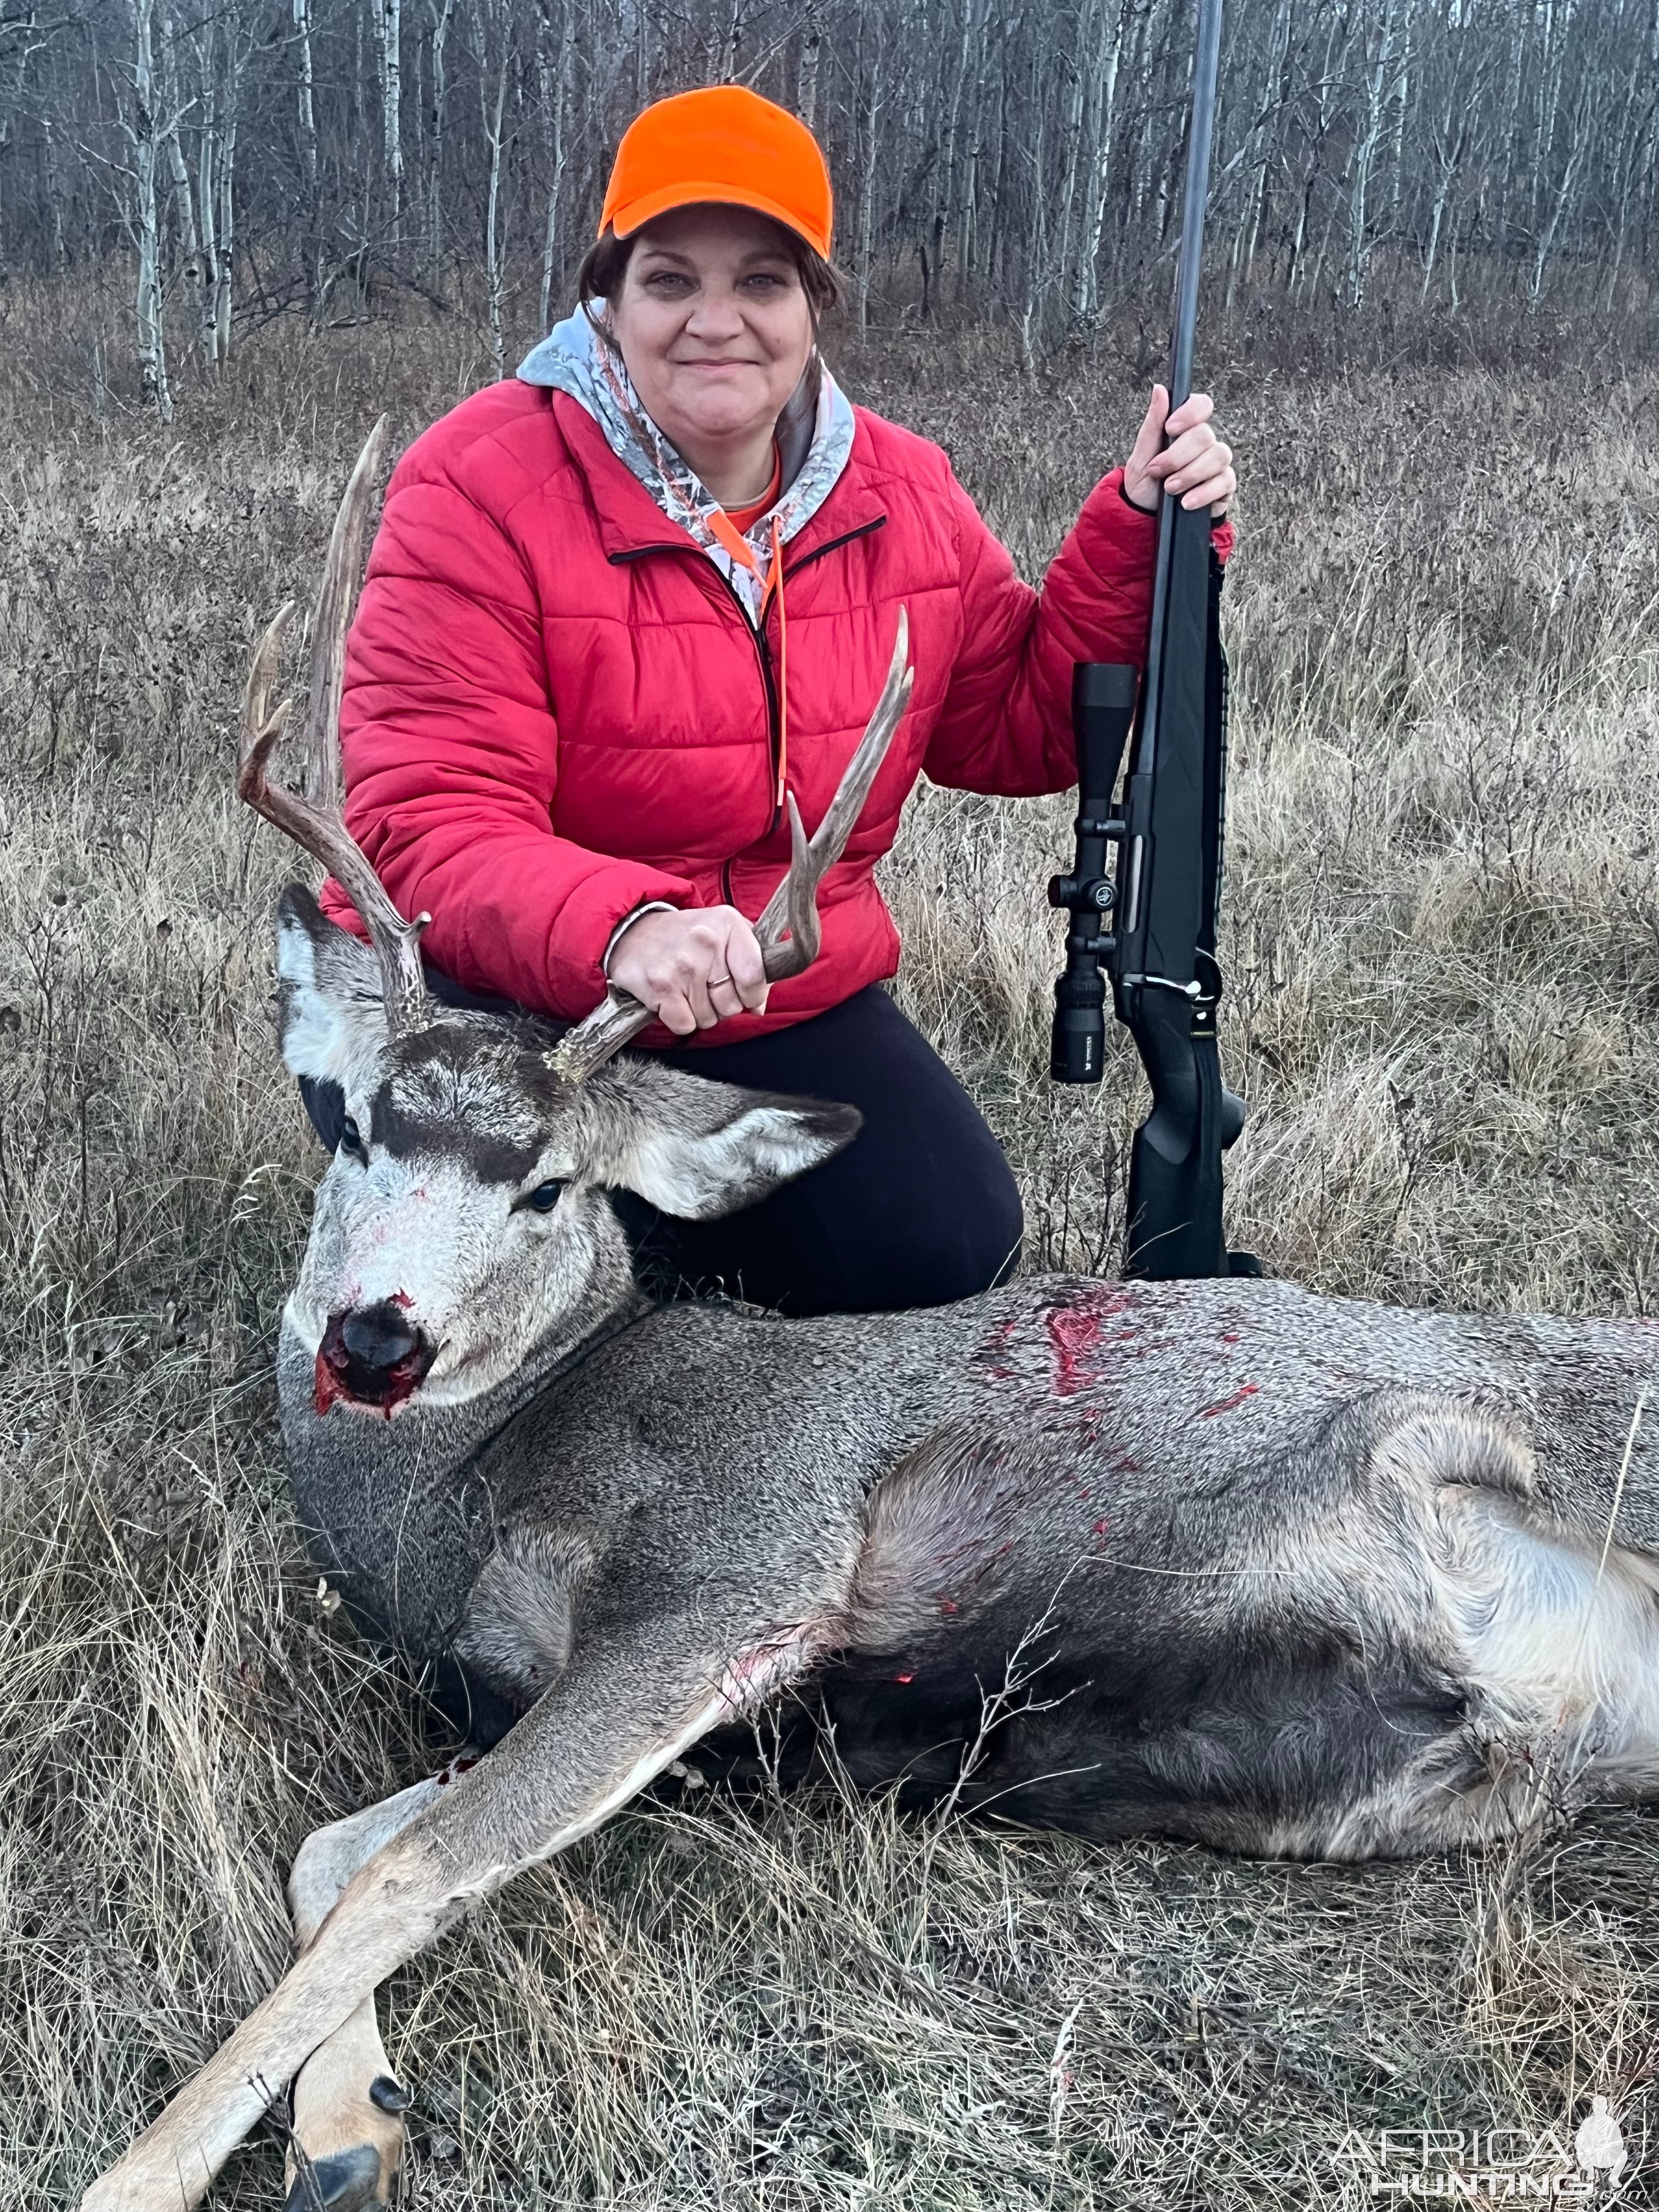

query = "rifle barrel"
(1133, 0), (1223, 780)
(1167, 0), (1224, 413)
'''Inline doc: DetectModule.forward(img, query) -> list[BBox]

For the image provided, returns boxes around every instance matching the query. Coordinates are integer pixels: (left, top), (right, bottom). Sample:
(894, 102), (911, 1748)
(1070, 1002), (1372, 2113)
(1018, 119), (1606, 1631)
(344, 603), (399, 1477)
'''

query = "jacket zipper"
(610, 512), (890, 862)
(713, 560), (785, 838)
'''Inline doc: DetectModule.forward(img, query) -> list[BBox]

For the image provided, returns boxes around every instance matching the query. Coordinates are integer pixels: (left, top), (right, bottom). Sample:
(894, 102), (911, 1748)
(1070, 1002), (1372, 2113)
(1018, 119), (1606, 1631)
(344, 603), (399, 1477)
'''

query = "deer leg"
(81, 1610), (827, 2212)
(280, 1756), (477, 2211)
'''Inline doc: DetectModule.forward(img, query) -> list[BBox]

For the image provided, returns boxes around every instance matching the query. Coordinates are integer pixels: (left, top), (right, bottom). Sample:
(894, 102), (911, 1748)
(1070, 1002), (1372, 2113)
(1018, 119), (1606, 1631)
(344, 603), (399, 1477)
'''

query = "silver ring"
(708, 973), (734, 990)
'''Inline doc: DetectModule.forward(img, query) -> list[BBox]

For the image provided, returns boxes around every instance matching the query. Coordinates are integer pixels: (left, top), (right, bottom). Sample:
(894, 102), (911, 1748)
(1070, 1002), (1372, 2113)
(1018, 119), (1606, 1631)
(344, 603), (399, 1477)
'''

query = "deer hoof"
(283, 2143), (387, 2212)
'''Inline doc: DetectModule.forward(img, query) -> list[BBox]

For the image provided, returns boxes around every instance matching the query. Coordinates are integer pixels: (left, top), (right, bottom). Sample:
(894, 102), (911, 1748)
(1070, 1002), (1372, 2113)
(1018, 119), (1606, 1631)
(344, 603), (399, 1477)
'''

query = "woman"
(317, 84), (1237, 1316)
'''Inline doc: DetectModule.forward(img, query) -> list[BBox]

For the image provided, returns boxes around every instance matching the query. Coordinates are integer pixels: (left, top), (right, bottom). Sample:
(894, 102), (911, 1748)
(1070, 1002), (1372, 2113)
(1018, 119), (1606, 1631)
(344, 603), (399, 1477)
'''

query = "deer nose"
(317, 1299), (437, 1413)
(343, 1303), (419, 1367)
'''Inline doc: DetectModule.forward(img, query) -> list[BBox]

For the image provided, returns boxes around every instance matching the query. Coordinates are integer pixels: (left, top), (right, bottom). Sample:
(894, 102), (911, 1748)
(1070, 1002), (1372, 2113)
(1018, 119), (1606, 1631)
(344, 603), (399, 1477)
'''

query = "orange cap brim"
(610, 183), (831, 262)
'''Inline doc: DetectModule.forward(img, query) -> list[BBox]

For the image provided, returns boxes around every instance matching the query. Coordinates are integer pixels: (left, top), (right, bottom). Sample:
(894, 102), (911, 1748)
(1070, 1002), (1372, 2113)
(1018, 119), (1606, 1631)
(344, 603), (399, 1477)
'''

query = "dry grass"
(3, 274), (1659, 2205)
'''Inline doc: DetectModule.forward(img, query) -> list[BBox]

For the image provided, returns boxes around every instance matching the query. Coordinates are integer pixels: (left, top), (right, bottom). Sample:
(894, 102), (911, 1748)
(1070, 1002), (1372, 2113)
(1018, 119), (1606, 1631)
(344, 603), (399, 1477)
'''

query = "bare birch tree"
(123, 0), (171, 417)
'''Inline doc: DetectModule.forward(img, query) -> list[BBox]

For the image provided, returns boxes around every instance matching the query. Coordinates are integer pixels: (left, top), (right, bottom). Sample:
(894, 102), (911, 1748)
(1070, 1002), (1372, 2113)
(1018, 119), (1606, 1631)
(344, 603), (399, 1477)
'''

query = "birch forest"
(2, 0), (1657, 410)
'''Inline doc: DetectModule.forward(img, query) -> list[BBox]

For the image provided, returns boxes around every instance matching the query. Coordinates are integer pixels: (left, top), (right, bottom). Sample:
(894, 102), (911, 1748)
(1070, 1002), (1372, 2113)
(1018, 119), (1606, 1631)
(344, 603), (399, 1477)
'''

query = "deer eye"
(524, 1180), (563, 1214)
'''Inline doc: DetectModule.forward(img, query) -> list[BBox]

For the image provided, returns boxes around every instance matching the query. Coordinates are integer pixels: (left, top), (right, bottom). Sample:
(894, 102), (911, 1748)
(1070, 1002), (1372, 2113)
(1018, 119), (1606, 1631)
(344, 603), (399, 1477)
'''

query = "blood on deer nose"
(315, 1299), (437, 1417)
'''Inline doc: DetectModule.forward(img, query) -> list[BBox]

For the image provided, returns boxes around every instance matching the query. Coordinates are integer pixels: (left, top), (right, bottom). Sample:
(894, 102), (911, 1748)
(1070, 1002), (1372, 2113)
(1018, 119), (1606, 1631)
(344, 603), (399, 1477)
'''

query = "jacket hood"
(517, 304), (855, 619)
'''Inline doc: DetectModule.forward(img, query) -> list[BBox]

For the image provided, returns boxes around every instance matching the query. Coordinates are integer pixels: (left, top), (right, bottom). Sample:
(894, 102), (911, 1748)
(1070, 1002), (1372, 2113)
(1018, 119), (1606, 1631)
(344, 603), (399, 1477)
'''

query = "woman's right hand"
(606, 905), (769, 1035)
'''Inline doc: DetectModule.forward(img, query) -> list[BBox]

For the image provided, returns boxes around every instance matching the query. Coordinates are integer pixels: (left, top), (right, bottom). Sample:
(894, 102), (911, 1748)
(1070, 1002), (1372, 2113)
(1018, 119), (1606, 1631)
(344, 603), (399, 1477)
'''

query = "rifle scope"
(1048, 661), (1138, 1084)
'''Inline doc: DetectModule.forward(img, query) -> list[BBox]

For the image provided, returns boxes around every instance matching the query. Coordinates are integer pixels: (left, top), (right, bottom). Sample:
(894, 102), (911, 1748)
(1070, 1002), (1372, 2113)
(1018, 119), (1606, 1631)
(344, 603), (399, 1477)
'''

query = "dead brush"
(3, 298), (1659, 2208)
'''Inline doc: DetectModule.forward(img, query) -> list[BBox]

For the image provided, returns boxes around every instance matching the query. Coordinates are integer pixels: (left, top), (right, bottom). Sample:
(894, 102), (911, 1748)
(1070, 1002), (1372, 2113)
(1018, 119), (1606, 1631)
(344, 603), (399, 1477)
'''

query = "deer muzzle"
(315, 1299), (438, 1417)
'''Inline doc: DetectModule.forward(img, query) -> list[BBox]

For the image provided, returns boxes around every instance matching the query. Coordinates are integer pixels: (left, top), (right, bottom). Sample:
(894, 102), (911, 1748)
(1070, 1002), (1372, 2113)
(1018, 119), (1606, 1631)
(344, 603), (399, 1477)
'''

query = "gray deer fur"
(82, 445), (1659, 2212)
(276, 878), (1659, 1862)
(273, 879), (1659, 1865)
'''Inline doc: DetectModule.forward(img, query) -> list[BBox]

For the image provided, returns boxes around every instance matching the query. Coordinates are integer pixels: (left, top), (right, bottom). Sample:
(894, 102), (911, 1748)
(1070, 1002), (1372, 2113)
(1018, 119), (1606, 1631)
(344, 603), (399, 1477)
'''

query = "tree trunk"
(213, 63), (236, 362)
(856, 21), (884, 338)
(157, 4), (208, 359)
(537, 0), (569, 330)
(129, 0), (172, 419)
(373, 0), (404, 195)
(1074, 0), (1126, 326)
(482, 21), (509, 377)
(1053, 26), (1088, 333)
(1347, 0), (1402, 310)
(1238, 0), (1292, 287)
(1530, 80), (1589, 306)
(293, 0), (317, 189)
(797, 19), (821, 130)
(428, 0), (456, 288)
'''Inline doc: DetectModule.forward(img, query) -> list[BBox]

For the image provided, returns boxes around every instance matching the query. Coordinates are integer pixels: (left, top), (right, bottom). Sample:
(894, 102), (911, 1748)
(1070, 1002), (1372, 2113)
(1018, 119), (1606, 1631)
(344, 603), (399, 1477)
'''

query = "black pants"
(300, 981), (1023, 1317)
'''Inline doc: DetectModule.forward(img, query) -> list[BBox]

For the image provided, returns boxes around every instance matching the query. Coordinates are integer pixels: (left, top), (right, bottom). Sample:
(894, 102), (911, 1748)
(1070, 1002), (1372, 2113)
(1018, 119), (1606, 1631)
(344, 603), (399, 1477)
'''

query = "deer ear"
(582, 1063), (861, 1221)
(274, 884), (391, 1092)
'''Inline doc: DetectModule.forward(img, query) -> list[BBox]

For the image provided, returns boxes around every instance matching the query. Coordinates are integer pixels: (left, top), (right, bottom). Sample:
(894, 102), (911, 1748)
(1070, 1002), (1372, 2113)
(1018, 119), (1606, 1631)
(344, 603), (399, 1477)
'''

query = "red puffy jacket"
(330, 377), (1233, 1046)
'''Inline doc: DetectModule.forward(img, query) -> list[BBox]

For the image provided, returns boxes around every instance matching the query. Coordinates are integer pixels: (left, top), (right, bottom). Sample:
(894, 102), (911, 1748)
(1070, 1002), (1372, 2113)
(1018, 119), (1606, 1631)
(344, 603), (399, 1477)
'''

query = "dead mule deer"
(83, 427), (1659, 2212)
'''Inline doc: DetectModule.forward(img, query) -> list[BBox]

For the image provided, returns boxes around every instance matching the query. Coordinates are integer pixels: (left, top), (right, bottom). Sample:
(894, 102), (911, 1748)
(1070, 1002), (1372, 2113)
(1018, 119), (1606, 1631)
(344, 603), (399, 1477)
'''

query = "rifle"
(1048, 0), (1255, 1280)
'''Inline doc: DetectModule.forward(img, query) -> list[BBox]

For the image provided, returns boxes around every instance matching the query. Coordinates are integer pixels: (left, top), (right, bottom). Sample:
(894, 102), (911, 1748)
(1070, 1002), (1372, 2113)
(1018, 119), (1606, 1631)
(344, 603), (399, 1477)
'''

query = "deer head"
(247, 424), (915, 1415)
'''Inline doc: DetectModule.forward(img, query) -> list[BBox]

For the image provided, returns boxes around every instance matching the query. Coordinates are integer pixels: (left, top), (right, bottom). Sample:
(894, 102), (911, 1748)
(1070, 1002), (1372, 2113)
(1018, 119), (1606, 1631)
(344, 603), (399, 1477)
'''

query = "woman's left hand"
(1122, 385), (1235, 517)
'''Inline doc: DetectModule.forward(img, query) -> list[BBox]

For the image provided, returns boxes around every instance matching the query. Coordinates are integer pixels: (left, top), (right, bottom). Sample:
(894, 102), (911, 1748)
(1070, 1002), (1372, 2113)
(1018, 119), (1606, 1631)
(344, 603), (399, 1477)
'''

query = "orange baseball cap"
(599, 86), (834, 260)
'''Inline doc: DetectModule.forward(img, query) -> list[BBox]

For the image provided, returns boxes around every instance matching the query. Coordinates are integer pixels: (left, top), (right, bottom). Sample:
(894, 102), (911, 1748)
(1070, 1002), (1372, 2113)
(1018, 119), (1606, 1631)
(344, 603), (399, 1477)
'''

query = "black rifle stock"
(1047, 0), (1252, 1281)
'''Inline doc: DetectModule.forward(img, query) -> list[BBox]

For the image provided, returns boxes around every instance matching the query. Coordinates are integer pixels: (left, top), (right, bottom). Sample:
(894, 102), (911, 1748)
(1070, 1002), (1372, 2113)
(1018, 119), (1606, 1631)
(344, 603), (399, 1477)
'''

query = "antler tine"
(754, 606), (913, 979)
(305, 416), (387, 809)
(237, 421), (432, 1033)
(549, 608), (916, 1090)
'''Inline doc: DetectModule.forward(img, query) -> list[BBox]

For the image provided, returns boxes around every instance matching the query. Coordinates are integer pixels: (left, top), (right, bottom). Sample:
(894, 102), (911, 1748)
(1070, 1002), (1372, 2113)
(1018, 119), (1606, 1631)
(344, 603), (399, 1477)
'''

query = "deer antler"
(238, 417), (432, 1034)
(549, 607), (915, 1086)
